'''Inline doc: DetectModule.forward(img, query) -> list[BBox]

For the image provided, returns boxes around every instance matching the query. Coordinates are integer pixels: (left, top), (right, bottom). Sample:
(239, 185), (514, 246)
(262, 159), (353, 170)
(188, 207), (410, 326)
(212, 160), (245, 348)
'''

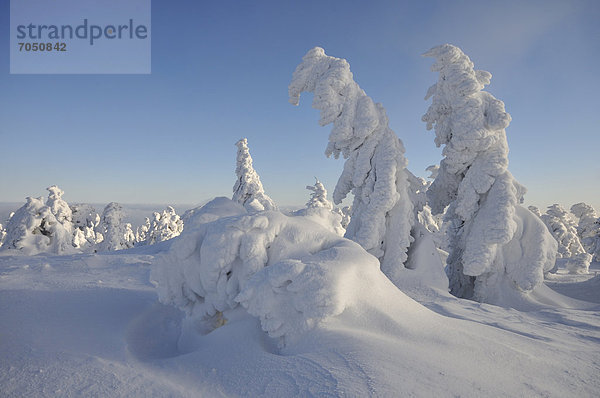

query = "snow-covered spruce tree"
(542, 204), (591, 274)
(97, 202), (132, 251)
(294, 178), (344, 236)
(1, 197), (51, 253)
(571, 202), (600, 260)
(145, 206), (184, 244)
(289, 47), (422, 282)
(70, 204), (102, 249)
(422, 44), (557, 300)
(136, 217), (151, 243)
(232, 138), (277, 212)
(0, 224), (4, 247)
(44, 185), (75, 253)
(305, 178), (333, 210)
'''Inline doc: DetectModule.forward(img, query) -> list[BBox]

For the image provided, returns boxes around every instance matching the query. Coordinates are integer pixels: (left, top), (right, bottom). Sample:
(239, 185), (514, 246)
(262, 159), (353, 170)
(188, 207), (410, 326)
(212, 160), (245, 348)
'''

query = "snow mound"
(151, 198), (377, 342)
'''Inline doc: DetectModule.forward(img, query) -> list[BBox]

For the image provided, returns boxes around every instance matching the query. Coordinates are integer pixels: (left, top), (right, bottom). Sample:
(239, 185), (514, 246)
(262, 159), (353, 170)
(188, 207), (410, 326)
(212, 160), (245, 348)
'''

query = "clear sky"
(1, 0), (599, 212)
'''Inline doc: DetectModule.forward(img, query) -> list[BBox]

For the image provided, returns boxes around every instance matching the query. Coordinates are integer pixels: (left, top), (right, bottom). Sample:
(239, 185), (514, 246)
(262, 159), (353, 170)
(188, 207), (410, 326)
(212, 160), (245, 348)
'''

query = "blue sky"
(1, 0), (599, 212)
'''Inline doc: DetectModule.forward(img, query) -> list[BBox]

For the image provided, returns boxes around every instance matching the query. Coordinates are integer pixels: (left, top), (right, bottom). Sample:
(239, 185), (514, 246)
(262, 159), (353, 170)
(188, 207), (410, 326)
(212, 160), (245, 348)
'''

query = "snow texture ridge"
(288, 47), (419, 283)
(422, 44), (557, 301)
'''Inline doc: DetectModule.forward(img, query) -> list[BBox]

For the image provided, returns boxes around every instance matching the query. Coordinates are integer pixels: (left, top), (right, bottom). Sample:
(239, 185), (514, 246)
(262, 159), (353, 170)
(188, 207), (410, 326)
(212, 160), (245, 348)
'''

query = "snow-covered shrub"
(232, 138), (277, 212)
(145, 206), (184, 244)
(289, 47), (422, 283)
(97, 202), (133, 251)
(570, 202), (599, 261)
(43, 186), (76, 253)
(422, 44), (556, 300)
(151, 198), (379, 344)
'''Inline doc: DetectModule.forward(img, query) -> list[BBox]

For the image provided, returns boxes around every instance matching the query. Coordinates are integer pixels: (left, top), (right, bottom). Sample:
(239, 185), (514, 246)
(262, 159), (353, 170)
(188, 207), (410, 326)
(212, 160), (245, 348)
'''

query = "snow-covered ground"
(1, 243), (598, 397)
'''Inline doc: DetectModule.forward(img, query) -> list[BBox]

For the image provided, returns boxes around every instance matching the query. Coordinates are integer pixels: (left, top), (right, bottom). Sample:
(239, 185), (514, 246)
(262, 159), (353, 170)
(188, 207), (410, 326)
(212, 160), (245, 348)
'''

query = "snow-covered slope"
(1, 243), (599, 396)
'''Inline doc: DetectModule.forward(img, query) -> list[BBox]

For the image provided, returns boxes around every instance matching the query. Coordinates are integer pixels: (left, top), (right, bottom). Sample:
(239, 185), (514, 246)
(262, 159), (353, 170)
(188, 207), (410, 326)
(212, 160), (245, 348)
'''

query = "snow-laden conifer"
(44, 185), (75, 253)
(232, 138), (277, 212)
(422, 44), (557, 300)
(1, 197), (51, 253)
(289, 47), (420, 281)
(0, 223), (5, 248)
(305, 178), (333, 210)
(570, 202), (599, 260)
(145, 206), (184, 244)
(295, 179), (344, 236)
(542, 204), (591, 273)
(136, 217), (151, 243)
(97, 202), (132, 251)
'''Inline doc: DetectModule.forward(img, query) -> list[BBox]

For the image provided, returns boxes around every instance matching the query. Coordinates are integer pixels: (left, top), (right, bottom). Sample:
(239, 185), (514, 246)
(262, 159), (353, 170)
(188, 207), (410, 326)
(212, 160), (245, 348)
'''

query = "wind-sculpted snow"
(152, 198), (376, 342)
(289, 47), (418, 281)
(422, 44), (556, 301)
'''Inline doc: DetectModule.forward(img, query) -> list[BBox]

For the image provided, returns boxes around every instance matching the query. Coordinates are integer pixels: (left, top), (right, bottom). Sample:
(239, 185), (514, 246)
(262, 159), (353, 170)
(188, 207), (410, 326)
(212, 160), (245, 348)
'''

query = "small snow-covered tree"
(97, 202), (132, 251)
(1, 197), (50, 253)
(145, 206), (184, 244)
(44, 185), (75, 253)
(289, 47), (421, 283)
(136, 217), (151, 243)
(542, 204), (591, 273)
(542, 204), (586, 258)
(571, 202), (599, 260)
(294, 179), (344, 236)
(1, 187), (78, 254)
(422, 44), (557, 300)
(71, 204), (101, 249)
(305, 178), (333, 210)
(232, 138), (277, 212)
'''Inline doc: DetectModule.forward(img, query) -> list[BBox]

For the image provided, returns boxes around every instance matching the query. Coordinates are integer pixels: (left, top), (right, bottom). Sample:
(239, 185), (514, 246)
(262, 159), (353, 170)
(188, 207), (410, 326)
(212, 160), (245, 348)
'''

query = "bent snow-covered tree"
(422, 44), (556, 301)
(232, 138), (277, 212)
(289, 47), (419, 281)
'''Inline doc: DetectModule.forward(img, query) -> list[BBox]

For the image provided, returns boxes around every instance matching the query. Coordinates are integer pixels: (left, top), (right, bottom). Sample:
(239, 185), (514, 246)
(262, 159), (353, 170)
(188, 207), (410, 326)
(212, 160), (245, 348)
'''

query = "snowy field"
(2, 43), (599, 397)
(0, 244), (598, 397)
